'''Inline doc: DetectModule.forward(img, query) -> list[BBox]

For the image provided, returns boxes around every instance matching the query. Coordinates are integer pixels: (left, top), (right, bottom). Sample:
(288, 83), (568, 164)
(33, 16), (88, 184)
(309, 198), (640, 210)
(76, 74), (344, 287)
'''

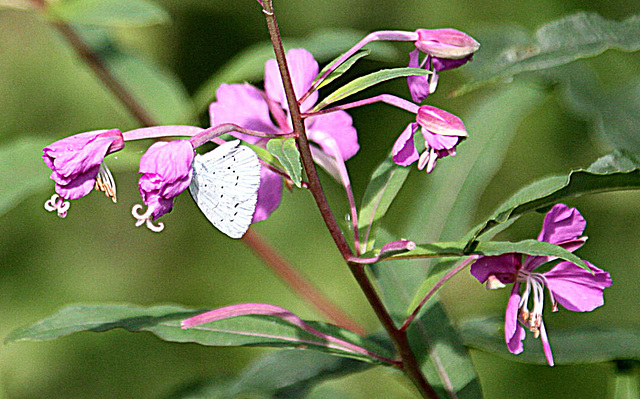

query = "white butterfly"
(189, 140), (261, 239)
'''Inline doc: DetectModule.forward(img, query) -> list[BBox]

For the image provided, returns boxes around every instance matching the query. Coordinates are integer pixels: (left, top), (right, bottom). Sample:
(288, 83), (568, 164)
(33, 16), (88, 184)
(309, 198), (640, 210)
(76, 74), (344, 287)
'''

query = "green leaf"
(382, 239), (589, 271)
(266, 138), (302, 188)
(408, 302), (483, 398)
(0, 138), (52, 217)
(49, 0), (169, 27)
(6, 304), (391, 364)
(226, 350), (373, 398)
(357, 153), (411, 253)
(314, 49), (371, 90)
(193, 28), (399, 113)
(460, 317), (640, 365)
(467, 156), (640, 245)
(104, 51), (193, 125)
(314, 67), (431, 110)
(457, 12), (640, 95)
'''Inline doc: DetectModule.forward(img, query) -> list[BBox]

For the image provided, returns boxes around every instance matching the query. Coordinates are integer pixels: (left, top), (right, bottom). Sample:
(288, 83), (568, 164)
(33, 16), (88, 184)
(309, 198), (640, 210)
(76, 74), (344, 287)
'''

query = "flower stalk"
(261, 1), (437, 397)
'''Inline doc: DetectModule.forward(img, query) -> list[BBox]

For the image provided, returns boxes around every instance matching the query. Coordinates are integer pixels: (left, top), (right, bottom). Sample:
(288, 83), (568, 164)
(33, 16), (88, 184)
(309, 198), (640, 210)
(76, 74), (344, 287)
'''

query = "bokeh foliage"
(1, 0), (640, 398)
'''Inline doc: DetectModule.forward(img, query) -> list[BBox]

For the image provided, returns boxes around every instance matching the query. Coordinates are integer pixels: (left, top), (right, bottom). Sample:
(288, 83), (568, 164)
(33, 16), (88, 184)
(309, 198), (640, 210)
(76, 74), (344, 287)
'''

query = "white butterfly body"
(189, 140), (261, 239)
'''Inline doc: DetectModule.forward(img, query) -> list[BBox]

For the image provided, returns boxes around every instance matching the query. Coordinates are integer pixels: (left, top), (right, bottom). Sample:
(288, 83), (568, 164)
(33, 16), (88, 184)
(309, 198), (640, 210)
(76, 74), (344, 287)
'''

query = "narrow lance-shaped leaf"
(6, 304), (393, 365)
(313, 49), (371, 90)
(456, 12), (640, 95)
(407, 301), (483, 399)
(313, 68), (431, 111)
(467, 154), (640, 246)
(379, 239), (589, 272)
(266, 138), (302, 187)
(357, 152), (411, 253)
(460, 317), (640, 365)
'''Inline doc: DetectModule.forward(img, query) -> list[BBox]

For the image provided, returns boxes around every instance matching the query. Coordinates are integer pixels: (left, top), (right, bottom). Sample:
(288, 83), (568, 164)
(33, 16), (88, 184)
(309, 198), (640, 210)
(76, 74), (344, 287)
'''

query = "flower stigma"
(131, 204), (165, 233)
(44, 194), (70, 218)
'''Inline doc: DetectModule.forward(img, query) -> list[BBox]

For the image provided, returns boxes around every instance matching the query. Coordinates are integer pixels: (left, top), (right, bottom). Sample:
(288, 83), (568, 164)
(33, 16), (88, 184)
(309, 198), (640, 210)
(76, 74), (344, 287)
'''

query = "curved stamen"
(44, 194), (70, 218)
(131, 204), (165, 232)
(95, 162), (117, 203)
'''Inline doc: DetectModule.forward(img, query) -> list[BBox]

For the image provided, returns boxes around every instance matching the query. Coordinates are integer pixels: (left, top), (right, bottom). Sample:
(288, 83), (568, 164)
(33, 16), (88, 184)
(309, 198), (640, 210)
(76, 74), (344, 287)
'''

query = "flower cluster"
(470, 204), (612, 366)
(40, 27), (478, 231)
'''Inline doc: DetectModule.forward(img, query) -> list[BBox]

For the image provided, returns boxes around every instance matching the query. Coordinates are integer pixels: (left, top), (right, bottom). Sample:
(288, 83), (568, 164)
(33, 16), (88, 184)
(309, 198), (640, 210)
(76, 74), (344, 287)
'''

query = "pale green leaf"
(266, 139), (302, 188)
(357, 153), (411, 253)
(314, 49), (371, 90)
(6, 304), (391, 364)
(314, 68), (430, 110)
(461, 317), (640, 365)
(457, 12), (640, 95)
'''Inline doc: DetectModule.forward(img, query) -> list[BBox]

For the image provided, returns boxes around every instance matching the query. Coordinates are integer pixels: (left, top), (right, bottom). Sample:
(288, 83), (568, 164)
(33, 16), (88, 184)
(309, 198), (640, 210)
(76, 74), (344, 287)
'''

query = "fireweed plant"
(13, 1), (640, 398)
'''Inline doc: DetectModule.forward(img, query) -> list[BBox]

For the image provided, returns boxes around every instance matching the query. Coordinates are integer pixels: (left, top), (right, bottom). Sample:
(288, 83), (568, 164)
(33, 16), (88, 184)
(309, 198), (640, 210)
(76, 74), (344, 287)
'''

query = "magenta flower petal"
(544, 261), (612, 312)
(422, 128), (460, 151)
(43, 129), (124, 200)
(417, 105), (468, 137)
(210, 83), (280, 145)
(539, 322), (555, 366)
(414, 28), (480, 59)
(537, 203), (586, 245)
(252, 166), (283, 223)
(265, 48), (319, 111)
(505, 284), (526, 355)
(392, 123), (420, 166)
(470, 253), (521, 285)
(133, 140), (194, 232)
(407, 49), (431, 103)
(306, 110), (359, 160)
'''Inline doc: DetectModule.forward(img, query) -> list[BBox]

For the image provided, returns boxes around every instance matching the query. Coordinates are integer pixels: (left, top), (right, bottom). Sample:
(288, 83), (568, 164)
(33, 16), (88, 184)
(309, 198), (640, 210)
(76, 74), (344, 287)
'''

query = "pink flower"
(470, 204), (613, 366)
(42, 129), (124, 217)
(392, 105), (467, 173)
(408, 29), (479, 102)
(209, 48), (359, 222)
(131, 140), (194, 232)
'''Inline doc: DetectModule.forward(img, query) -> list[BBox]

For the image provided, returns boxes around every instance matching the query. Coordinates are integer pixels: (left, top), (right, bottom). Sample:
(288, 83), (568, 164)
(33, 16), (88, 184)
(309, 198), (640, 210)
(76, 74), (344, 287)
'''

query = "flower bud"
(414, 28), (480, 59)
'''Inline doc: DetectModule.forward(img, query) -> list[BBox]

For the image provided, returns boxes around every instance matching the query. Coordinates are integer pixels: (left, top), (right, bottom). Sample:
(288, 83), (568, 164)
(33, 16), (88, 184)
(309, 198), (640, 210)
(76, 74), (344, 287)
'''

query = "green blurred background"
(1, 0), (640, 398)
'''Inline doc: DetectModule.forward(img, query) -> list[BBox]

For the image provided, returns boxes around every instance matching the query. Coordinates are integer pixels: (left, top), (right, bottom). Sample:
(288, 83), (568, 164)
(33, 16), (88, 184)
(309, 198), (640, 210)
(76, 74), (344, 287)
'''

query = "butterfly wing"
(189, 140), (261, 238)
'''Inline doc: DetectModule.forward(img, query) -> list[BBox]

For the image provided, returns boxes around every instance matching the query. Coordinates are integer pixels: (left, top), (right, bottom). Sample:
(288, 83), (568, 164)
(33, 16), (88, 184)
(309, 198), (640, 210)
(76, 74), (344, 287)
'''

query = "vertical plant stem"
(34, 0), (359, 335)
(261, 2), (437, 398)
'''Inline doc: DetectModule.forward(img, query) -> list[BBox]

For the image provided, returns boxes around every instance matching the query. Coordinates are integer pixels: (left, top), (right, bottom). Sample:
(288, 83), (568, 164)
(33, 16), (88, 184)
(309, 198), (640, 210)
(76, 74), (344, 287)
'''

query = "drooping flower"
(408, 29), (480, 102)
(210, 48), (359, 222)
(132, 140), (195, 232)
(392, 105), (467, 173)
(470, 204), (612, 366)
(42, 129), (124, 217)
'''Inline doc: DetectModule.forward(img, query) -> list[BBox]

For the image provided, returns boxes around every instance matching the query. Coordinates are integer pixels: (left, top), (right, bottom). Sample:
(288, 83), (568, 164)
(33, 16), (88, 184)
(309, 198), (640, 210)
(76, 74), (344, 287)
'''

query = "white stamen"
(417, 148), (431, 170)
(95, 163), (117, 203)
(425, 148), (438, 173)
(517, 269), (553, 339)
(131, 204), (164, 232)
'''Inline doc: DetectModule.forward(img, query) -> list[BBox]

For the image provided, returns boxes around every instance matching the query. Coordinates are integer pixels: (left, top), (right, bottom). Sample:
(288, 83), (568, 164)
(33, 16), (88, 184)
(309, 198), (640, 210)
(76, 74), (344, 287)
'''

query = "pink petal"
(414, 28), (480, 59)
(539, 322), (555, 366)
(538, 204), (586, 245)
(422, 128), (460, 151)
(417, 105), (467, 137)
(54, 165), (100, 199)
(210, 83), (280, 144)
(469, 253), (520, 284)
(252, 166), (283, 223)
(392, 123), (419, 166)
(505, 283), (526, 355)
(407, 49), (430, 103)
(544, 261), (612, 312)
(306, 111), (359, 160)
(264, 48), (319, 112)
